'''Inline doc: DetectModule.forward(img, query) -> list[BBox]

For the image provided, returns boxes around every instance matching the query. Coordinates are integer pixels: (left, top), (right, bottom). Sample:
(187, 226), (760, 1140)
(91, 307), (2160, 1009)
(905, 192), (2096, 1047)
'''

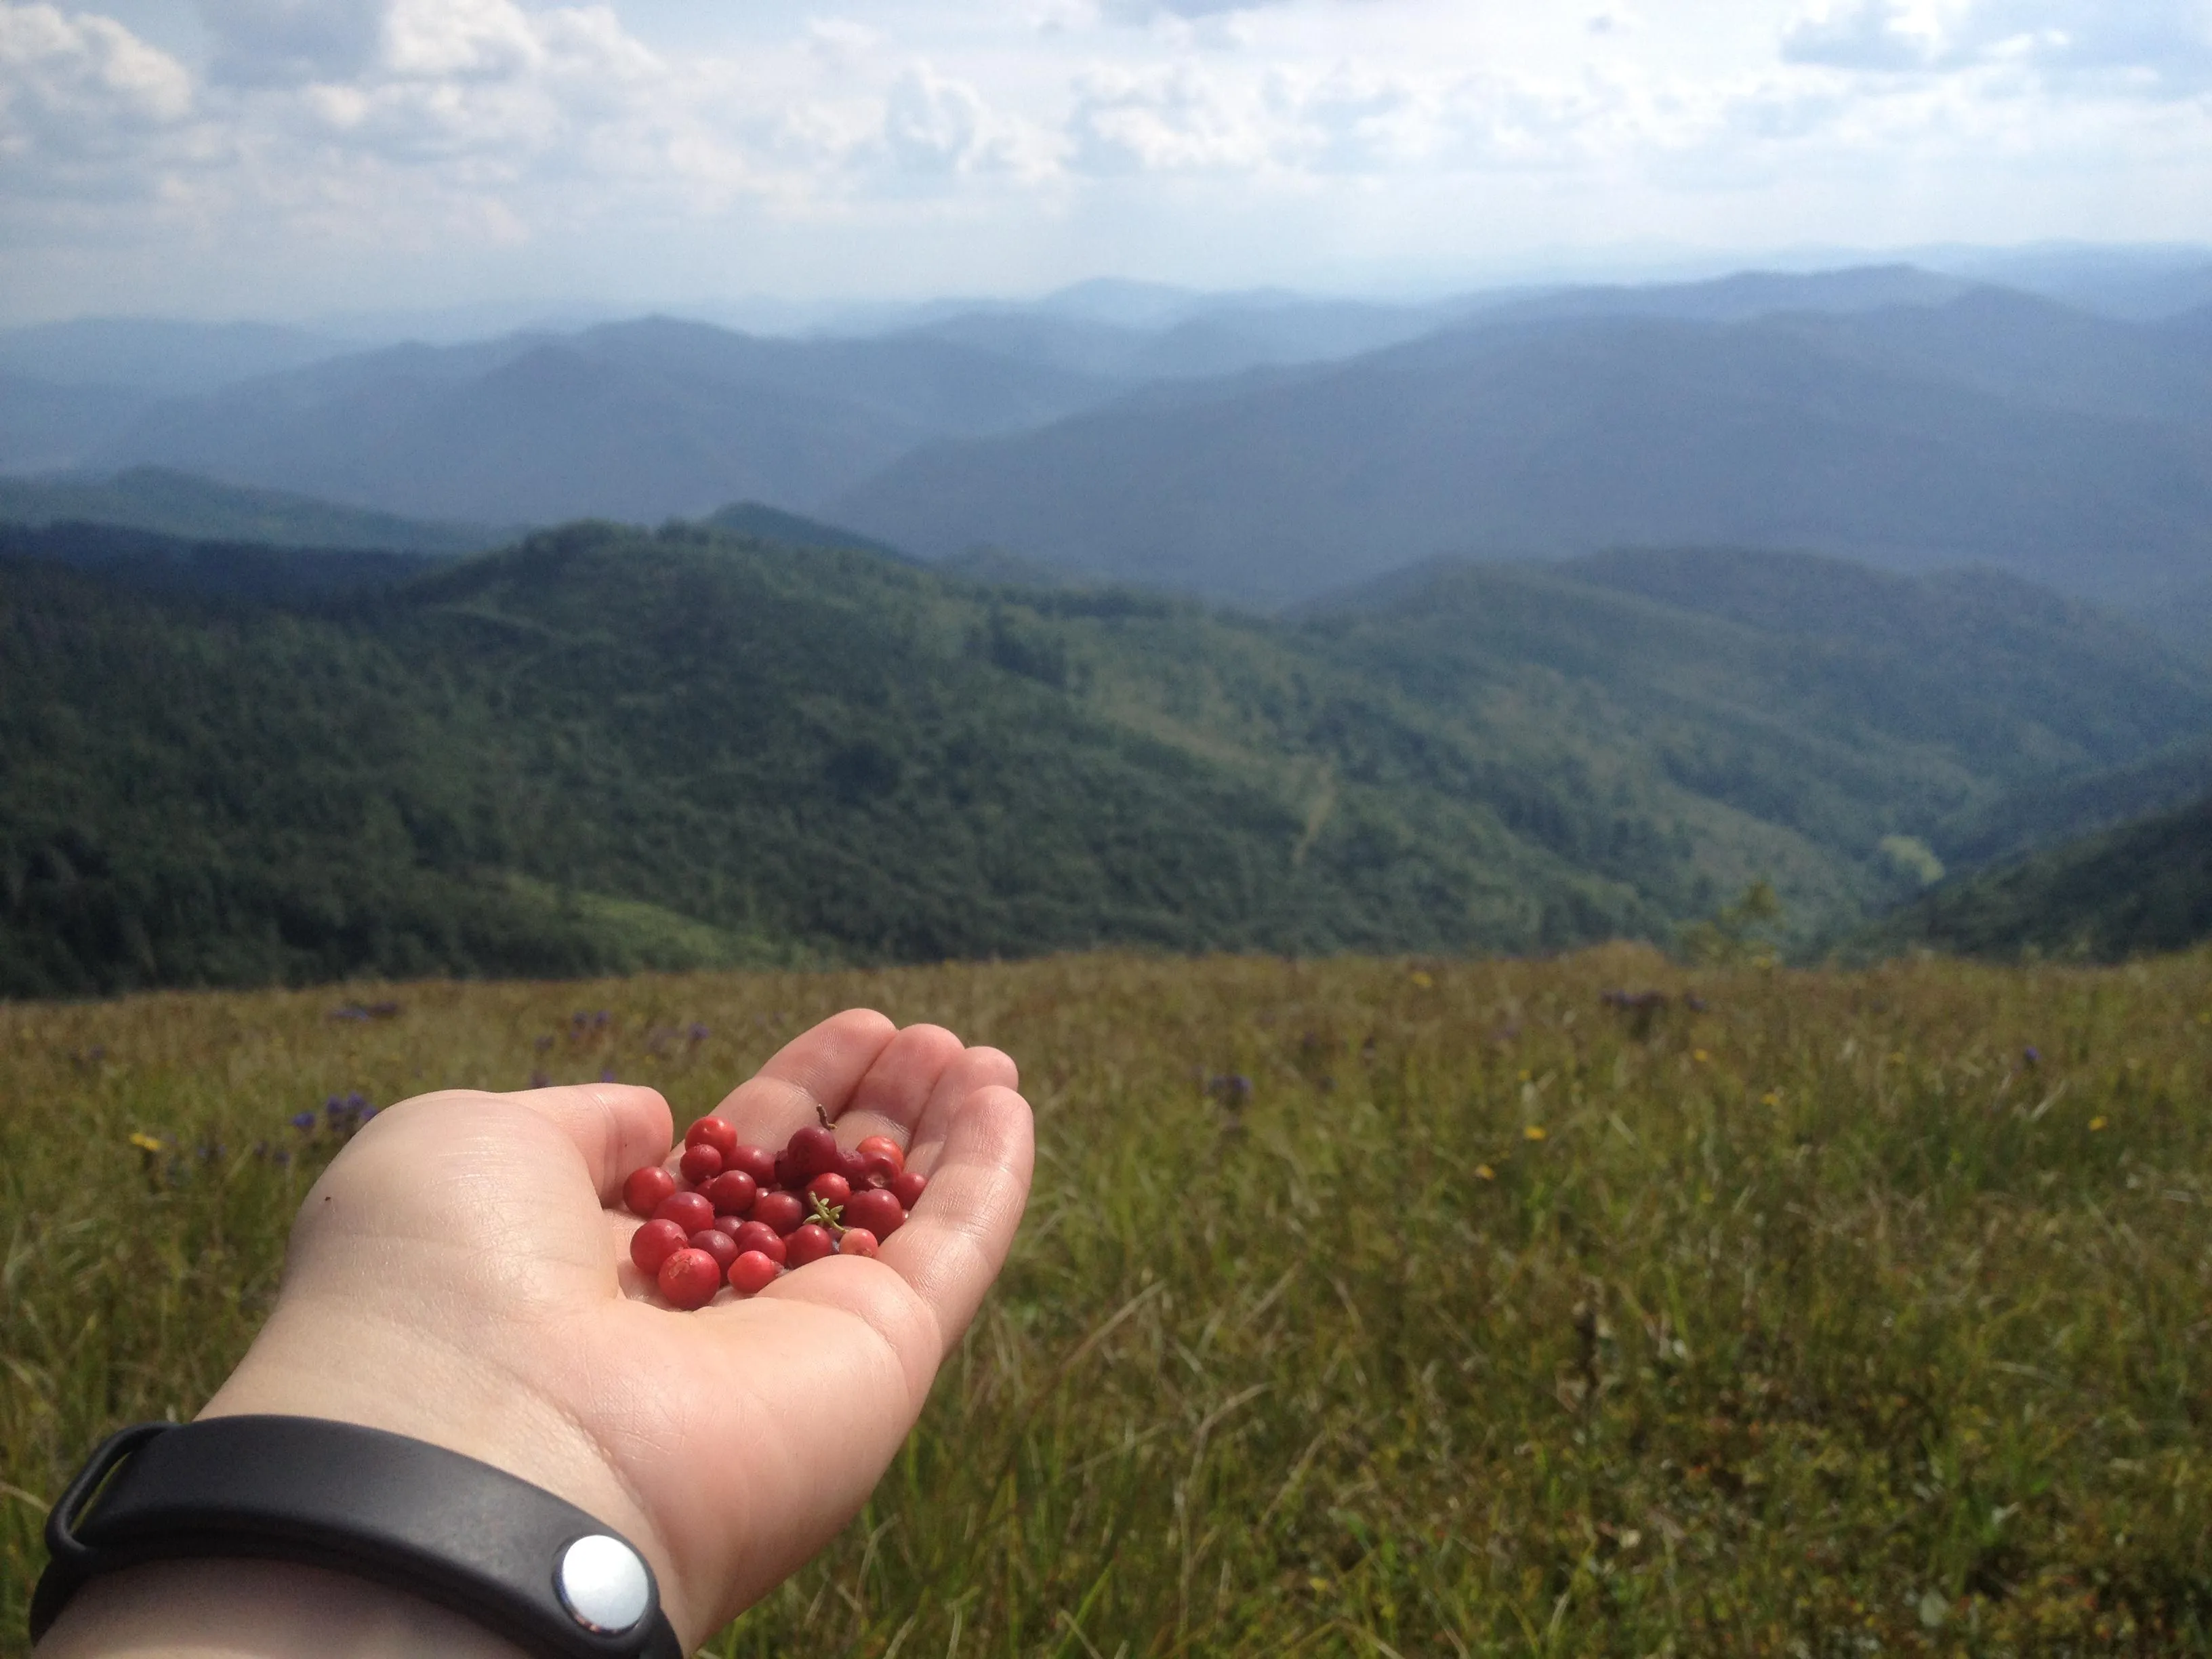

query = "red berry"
(844, 1187), (903, 1238)
(730, 1221), (786, 1263)
(679, 1143), (724, 1185)
(785, 1223), (836, 1268)
(787, 1124), (839, 1179)
(629, 1218), (687, 1275)
(729, 1144), (777, 1186)
(728, 1250), (780, 1294)
(621, 1166), (677, 1216)
(806, 1172), (852, 1211)
(657, 1248), (721, 1309)
(711, 1212), (747, 1238)
(752, 1191), (805, 1235)
(689, 1228), (739, 1273)
(773, 1151), (798, 1191)
(890, 1170), (927, 1209)
(855, 1134), (905, 1175)
(653, 1191), (715, 1235)
(685, 1116), (738, 1160)
(855, 1151), (898, 1190)
(836, 1147), (869, 1186)
(838, 1228), (880, 1258)
(701, 1170), (758, 1216)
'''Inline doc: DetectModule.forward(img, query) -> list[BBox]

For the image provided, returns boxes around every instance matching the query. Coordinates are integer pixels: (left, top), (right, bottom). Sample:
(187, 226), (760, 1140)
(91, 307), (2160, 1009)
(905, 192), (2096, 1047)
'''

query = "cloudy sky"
(1, 0), (2207, 323)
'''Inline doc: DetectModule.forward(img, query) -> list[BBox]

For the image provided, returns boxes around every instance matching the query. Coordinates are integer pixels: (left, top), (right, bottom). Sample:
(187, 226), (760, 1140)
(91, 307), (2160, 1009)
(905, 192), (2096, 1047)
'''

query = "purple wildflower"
(2024, 1046), (2042, 1067)
(289, 1111), (316, 1131)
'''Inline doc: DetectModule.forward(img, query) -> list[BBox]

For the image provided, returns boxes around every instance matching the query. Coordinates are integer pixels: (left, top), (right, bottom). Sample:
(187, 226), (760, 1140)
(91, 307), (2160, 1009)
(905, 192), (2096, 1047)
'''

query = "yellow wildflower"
(129, 1132), (164, 1153)
(1523, 1125), (1548, 1142)
(1475, 1164), (1496, 1181)
(2089, 1117), (2108, 1132)
(1409, 970), (1434, 989)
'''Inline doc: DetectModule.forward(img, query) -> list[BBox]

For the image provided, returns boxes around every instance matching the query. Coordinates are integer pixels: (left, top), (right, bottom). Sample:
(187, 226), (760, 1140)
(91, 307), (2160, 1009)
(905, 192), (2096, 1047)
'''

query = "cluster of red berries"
(620, 1109), (928, 1310)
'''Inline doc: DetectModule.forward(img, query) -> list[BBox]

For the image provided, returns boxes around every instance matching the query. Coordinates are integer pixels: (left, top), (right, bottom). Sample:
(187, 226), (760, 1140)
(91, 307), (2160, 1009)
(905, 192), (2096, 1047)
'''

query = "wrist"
(190, 1317), (701, 1641)
(33, 1558), (532, 1658)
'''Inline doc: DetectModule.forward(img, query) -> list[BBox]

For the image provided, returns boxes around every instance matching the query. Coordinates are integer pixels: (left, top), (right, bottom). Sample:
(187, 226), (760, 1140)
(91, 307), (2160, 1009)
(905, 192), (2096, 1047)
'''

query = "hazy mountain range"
(3, 255), (2209, 612)
(837, 289), (2212, 608)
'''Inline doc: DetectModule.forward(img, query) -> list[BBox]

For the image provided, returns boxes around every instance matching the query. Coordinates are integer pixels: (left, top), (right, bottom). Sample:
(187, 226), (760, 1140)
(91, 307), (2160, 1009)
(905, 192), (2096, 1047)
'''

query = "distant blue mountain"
(832, 285), (2212, 609)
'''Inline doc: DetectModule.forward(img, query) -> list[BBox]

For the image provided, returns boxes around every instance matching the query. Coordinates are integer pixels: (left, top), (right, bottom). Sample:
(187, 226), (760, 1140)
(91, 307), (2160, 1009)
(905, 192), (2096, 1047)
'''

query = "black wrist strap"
(30, 1416), (684, 1658)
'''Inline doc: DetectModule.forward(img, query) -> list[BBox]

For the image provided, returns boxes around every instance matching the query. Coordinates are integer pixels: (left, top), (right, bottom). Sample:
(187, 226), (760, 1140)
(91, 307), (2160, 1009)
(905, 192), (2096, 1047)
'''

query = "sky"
(1, 0), (2209, 323)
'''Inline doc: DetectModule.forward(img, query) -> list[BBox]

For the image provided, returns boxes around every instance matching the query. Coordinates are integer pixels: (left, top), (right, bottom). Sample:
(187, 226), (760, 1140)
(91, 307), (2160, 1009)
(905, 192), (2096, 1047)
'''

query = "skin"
(37, 1011), (1033, 1659)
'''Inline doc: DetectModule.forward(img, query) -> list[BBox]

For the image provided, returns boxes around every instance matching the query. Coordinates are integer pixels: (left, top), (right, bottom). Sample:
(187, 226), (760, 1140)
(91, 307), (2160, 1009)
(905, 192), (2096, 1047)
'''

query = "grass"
(6, 947), (2212, 1655)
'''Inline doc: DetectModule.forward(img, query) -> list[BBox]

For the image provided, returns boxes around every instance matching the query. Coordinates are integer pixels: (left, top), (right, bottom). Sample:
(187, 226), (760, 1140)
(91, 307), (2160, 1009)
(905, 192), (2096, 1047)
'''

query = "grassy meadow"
(5, 948), (2212, 1654)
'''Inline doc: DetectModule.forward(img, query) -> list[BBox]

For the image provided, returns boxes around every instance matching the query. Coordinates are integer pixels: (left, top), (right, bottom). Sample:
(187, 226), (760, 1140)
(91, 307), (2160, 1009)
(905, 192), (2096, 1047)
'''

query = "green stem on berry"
(808, 1193), (846, 1233)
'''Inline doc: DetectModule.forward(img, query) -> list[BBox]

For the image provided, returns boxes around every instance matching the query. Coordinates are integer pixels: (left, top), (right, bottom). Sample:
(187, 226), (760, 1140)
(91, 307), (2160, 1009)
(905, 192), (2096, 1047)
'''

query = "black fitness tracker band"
(30, 1416), (685, 1658)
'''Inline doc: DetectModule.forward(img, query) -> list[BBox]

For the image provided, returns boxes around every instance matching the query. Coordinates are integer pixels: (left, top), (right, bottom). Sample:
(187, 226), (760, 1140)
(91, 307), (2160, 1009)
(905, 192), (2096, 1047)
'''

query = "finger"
(905, 1046), (1021, 1174)
(833, 1023), (966, 1149)
(712, 1010), (897, 1147)
(880, 1083), (1033, 1355)
(504, 1084), (676, 1206)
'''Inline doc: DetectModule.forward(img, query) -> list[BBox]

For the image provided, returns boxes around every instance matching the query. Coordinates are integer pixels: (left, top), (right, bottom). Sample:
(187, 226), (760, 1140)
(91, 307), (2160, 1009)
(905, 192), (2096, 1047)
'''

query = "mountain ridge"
(5, 523), (2205, 995)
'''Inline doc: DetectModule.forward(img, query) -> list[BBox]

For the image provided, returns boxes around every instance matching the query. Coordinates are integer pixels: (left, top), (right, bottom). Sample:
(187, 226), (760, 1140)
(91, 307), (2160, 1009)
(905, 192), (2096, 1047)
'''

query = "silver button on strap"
(556, 1534), (652, 1635)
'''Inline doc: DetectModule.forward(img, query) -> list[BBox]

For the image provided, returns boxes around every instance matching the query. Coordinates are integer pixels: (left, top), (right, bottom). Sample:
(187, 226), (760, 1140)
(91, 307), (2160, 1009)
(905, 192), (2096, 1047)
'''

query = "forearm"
(34, 1559), (529, 1659)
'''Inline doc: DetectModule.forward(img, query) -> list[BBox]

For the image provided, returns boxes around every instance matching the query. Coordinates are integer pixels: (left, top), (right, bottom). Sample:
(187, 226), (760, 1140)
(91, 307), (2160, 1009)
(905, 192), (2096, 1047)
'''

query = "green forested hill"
(1861, 793), (2212, 961)
(0, 466), (499, 553)
(5, 527), (2206, 994)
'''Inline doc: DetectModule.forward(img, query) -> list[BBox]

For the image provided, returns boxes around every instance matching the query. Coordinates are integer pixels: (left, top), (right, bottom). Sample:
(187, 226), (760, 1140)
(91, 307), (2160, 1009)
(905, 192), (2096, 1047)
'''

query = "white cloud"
(1785, 0), (2212, 91)
(882, 62), (1033, 173)
(0, 0), (2207, 319)
(1100, 0), (1284, 19)
(0, 3), (190, 189)
(1067, 62), (1273, 171)
(194, 0), (383, 85)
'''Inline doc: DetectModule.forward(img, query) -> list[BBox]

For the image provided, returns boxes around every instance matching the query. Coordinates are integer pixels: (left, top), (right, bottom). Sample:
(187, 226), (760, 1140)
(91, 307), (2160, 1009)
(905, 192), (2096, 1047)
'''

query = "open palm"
(199, 1010), (1034, 1649)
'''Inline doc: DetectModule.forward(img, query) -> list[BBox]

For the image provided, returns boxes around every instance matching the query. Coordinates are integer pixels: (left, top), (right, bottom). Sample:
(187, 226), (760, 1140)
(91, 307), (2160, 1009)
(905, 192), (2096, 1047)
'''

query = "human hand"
(127, 1011), (1029, 1650)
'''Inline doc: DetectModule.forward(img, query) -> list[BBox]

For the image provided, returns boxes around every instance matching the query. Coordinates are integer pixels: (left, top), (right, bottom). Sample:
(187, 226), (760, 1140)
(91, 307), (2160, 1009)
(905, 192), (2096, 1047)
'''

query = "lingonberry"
(787, 1123), (840, 1180)
(622, 1165), (678, 1216)
(836, 1147), (870, 1187)
(652, 1191), (715, 1235)
(685, 1116), (738, 1161)
(838, 1228), (880, 1258)
(806, 1172), (853, 1211)
(701, 1170), (758, 1216)
(729, 1220), (786, 1263)
(728, 1251), (780, 1295)
(689, 1228), (739, 1273)
(629, 1218), (687, 1275)
(678, 1143), (724, 1185)
(785, 1223), (837, 1268)
(657, 1248), (722, 1310)
(773, 1151), (798, 1191)
(843, 1187), (903, 1238)
(855, 1151), (899, 1190)
(855, 1134), (905, 1176)
(890, 1170), (927, 1209)
(729, 1144), (777, 1186)
(752, 1190), (805, 1235)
